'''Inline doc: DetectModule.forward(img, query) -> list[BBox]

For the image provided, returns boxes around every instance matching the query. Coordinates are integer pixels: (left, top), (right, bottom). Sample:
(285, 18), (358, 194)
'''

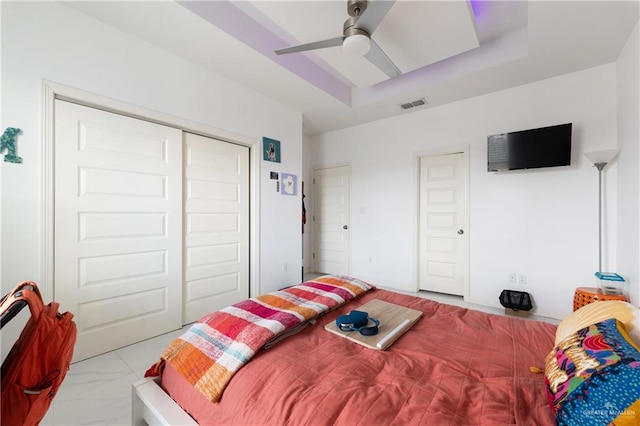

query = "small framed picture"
(263, 137), (281, 163)
(280, 173), (297, 196)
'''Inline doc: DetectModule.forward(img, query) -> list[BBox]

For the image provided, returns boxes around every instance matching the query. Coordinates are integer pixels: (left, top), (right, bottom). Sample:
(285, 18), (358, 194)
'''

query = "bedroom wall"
(616, 21), (640, 306)
(1, 2), (303, 350)
(309, 64), (619, 320)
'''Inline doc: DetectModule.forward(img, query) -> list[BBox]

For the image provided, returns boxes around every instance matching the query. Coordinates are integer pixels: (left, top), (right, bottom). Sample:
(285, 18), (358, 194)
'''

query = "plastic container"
(595, 272), (626, 295)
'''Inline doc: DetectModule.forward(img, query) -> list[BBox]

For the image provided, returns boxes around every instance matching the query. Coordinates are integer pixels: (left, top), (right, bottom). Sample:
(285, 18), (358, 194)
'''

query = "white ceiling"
(64, 1), (638, 136)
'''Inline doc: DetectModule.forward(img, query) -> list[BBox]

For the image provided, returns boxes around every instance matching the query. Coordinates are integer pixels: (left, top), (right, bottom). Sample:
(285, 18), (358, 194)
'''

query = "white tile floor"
(41, 325), (190, 426)
(39, 278), (559, 425)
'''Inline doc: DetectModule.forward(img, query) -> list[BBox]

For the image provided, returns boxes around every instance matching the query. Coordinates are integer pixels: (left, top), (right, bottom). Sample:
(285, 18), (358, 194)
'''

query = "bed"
(133, 275), (570, 425)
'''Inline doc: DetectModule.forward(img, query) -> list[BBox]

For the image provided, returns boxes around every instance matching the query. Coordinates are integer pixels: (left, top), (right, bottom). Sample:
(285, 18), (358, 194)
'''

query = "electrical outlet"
(518, 274), (526, 285)
(508, 273), (516, 284)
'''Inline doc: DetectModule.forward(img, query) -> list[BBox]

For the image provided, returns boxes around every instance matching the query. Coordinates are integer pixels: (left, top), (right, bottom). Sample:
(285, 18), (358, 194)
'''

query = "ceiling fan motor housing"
(344, 0), (370, 38)
(343, 18), (370, 38)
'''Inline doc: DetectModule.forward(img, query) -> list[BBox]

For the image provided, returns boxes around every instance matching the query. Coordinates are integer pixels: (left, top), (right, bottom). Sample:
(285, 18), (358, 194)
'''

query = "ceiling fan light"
(343, 34), (371, 56)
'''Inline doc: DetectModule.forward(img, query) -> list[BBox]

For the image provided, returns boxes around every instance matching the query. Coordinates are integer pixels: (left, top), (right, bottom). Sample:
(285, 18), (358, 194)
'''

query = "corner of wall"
(616, 20), (640, 305)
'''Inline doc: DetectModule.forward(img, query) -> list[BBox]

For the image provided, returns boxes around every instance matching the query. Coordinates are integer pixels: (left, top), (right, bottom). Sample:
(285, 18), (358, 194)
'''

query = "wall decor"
(263, 137), (281, 163)
(270, 171), (280, 192)
(1, 127), (23, 163)
(281, 173), (297, 196)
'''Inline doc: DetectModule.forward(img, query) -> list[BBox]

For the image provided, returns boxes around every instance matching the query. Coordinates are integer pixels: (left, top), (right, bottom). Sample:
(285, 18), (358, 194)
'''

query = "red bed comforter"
(161, 289), (556, 425)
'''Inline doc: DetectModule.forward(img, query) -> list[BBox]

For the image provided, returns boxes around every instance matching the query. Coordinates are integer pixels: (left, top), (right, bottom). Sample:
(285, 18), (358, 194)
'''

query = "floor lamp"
(584, 149), (620, 274)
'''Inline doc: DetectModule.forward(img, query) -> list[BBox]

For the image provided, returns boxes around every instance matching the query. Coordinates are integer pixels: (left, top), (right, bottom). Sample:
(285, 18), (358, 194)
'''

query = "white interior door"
(313, 165), (350, 275)
(419, 153), (468, 295)
(183, 133), (249, 324)
(54, 100), (183, 361)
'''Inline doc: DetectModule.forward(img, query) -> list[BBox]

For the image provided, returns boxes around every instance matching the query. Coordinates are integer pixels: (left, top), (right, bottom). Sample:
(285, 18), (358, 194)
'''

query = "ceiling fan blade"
(364, 38), (401, 78)
(354, 0), (396, 35)
(275, 36), (344, 55)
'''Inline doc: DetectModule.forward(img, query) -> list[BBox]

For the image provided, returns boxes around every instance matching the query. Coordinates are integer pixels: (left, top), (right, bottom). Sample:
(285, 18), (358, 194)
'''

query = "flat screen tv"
(487, 123), (572, 171)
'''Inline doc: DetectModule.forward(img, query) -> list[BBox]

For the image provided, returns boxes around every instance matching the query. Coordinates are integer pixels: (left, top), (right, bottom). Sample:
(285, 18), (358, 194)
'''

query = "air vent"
(399, 98), (427, 110)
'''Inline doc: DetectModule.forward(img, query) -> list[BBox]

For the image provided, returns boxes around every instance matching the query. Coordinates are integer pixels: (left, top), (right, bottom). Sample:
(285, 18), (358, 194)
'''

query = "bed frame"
(132, 377), (197, 425)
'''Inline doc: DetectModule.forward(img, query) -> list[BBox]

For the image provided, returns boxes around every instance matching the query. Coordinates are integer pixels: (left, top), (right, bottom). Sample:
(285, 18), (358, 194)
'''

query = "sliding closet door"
(183, 133), (249, 324)
(54, 100), (183, 361)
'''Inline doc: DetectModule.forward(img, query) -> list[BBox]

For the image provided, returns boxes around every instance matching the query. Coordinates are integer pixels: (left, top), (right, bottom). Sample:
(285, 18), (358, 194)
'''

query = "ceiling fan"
(274, 0), (401, 79)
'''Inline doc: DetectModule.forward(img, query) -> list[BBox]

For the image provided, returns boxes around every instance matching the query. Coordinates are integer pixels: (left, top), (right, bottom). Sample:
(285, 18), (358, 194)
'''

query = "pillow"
(555, 300), (640, 345)
(545, 318), (640, 425)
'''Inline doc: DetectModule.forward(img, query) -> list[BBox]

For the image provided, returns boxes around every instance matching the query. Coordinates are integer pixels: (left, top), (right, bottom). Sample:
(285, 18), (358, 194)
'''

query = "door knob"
(457, 229), (464, 235)
(343, 225), (348, 230)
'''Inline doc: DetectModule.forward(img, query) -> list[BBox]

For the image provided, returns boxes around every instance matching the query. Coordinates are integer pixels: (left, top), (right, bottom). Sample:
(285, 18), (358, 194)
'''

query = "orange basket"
(573, 287), (628, 311)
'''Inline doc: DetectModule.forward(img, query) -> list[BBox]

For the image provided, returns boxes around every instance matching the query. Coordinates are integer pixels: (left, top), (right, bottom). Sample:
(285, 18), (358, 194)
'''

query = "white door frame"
(41, 80), (260, 303)
(414, 145), (470, 300)
(311, 162), (351, 275)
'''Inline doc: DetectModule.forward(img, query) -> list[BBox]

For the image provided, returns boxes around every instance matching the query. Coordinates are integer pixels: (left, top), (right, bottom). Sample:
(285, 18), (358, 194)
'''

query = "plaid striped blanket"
(146, 275), (373, 403)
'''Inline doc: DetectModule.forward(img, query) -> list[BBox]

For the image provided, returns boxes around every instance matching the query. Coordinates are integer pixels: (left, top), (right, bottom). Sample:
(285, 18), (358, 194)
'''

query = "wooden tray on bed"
(324, 299), (422, 350)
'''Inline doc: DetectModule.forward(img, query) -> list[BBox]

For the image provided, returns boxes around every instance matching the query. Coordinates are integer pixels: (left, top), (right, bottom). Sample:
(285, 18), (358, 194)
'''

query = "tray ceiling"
(63, 1), (639, 135)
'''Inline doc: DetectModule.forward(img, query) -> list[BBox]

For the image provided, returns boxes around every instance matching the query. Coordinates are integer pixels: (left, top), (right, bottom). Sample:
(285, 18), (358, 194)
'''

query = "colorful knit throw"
(145, 275), (373, 403)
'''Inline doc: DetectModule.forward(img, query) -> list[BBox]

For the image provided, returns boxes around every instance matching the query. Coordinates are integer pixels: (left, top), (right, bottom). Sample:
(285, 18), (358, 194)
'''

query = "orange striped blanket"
(145, 275), (373, 403)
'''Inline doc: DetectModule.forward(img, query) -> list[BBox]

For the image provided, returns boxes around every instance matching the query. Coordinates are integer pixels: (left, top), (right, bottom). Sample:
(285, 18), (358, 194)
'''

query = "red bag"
(0, 281), (77, 426)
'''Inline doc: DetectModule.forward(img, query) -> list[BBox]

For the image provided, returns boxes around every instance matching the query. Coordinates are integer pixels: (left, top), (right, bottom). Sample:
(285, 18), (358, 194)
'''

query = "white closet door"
(183, 132), (249, 324)
(54, 100), (183, 362)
